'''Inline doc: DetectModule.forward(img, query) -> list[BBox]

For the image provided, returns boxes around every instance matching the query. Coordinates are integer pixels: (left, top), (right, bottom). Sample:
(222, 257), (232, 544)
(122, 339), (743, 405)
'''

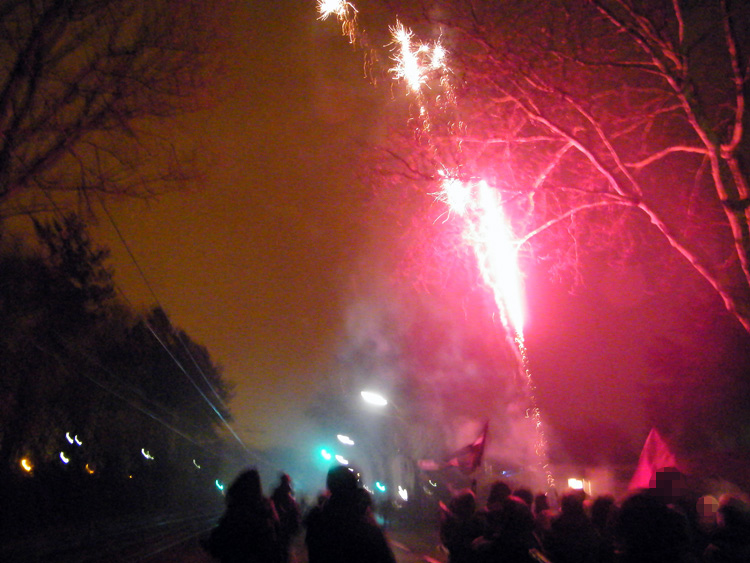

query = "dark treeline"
(0, 213), (234, 536)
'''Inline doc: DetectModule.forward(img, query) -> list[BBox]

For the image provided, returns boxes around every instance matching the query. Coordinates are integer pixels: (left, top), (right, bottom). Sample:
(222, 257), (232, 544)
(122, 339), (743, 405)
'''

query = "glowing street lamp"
(360, 390), (388, 407)
(337, 434), (355, 446)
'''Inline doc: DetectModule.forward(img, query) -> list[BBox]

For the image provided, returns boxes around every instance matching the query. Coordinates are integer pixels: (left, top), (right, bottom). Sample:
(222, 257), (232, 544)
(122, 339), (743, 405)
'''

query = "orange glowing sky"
(90, 0), (387, 452)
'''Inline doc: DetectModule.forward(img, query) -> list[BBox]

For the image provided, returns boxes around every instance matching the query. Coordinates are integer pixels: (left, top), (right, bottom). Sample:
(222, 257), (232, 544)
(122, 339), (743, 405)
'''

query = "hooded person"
(205, 467), (282, 563)
(304, 465), (396, 563)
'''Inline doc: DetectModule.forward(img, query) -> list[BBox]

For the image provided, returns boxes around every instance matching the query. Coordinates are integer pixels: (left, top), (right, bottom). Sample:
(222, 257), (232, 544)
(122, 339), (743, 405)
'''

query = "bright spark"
(317, 0), (358, 43)
(317, 0), (350, 19)
(438, 173), (471, 216)
(439, 177), (525, 335)
(389, 21), (448, 95)
(390, 21), (422, 93)
(430, 43), (446, 70)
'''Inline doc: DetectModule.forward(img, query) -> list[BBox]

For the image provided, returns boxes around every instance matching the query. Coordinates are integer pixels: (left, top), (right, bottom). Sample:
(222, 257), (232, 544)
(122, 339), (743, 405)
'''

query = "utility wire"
(97, 197), (275, 469)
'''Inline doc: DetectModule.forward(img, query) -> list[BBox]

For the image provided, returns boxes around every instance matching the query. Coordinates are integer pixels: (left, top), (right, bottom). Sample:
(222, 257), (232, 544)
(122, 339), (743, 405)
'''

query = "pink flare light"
(439, 178), (525, 335)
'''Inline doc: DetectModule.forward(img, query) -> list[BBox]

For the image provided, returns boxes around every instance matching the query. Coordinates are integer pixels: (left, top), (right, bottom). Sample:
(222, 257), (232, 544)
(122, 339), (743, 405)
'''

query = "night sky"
(91, 0), (387, 454)
(81, 0), (749, 489)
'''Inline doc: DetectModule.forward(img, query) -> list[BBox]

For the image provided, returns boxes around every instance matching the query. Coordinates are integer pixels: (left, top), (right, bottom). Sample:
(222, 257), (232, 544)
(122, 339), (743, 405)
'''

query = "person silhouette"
(304, 465), (396, 563)
(205, 467), (282, 563)
(271, 473), (301, 563)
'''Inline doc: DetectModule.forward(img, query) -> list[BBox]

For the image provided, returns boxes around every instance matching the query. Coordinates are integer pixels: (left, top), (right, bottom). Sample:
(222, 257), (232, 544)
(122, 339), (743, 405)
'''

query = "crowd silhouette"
(203, 465), (750, 563)
(437, 468), (750, 563)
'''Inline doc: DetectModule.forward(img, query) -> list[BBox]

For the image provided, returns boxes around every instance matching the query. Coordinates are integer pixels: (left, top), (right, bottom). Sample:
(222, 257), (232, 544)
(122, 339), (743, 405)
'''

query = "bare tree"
(353, 0), (750, 333)
(0, 0), (223, 216)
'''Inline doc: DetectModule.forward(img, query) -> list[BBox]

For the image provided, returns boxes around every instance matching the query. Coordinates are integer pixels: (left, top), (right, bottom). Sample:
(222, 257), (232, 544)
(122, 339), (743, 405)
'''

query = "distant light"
(60, 452), (70, 464)
(85, 463), (95, 474)
(568, 478), (584, 490)
(320, 449), (332, 461)
(193, 459), (201, 469)
(398, 486), (408, 501)
(66, 432), (74, 444)
(74, 435), (82, 446)
(337, 434), (355, 446)
(334, 455), (349, 465)
(428, 480), (437, 487)
(375, 481), (386, 492)
(20, 458), (33, 473)
(361, 390), (388, 407)
(215, 480), (225, 491)
(141, 449), (154, 460)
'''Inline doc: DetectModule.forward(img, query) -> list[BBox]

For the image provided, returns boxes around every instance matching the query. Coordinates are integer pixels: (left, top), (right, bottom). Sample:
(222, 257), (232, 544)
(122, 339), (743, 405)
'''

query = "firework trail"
(317, 0), (553, 488)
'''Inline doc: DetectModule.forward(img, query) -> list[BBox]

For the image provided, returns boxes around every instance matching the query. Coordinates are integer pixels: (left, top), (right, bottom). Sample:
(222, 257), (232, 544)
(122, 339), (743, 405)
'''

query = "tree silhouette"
(358, 0), (750, 333)
(0, 0), (223, 215)
(0, 217), (231, 521)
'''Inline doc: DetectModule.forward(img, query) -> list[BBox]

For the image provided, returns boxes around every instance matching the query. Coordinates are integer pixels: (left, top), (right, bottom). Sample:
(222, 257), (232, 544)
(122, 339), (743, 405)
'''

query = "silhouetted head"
(534, 493), (550, 514)
(449, 489), (476, 519)
(326, 465), (359, 495)
(615, 490), (690, 558)
(487, 480), (512, 506)
(500, 496), (535, 533)
(276, 472), (292, 491)
(650, 466), (686, 502)
(591, 494), (616, 531)
(227, 467), (263, 507)
(717, 494), (750, 530)
(513, 487), (534, 507)
(560, 490), (586, 516)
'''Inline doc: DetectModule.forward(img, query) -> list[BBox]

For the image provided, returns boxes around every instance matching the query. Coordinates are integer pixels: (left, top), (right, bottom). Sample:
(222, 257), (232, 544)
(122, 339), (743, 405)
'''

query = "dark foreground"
(0, 512), (447, 563)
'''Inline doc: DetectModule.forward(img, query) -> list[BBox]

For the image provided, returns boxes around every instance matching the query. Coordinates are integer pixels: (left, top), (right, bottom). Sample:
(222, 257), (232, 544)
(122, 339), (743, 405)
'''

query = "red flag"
(629, 428), (679, 490)
(444, 422), (489, 475)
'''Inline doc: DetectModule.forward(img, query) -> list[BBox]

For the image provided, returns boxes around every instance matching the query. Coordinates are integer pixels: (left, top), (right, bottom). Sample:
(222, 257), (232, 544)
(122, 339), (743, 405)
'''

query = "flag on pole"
(629, 427), (679, 490)
(444, 421), (489, 475)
